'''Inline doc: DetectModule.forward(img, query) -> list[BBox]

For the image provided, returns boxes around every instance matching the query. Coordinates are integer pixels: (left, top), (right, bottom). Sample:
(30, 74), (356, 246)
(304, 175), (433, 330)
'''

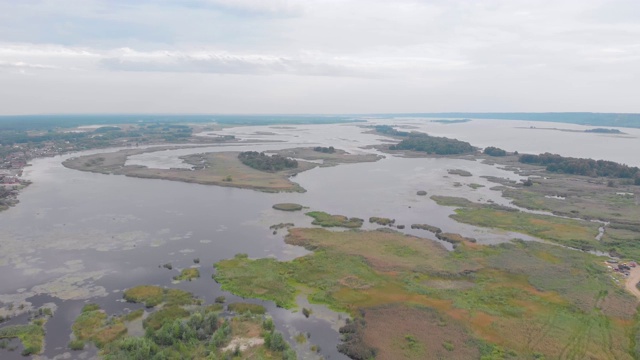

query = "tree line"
(519, 153), (640, 183)
(376, 125), (475, 155)
(238, 151), (298, 172)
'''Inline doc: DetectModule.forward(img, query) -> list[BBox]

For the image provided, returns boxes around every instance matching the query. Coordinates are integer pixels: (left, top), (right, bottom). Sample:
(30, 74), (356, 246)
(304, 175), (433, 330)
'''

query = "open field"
(214, 226), (638, 359)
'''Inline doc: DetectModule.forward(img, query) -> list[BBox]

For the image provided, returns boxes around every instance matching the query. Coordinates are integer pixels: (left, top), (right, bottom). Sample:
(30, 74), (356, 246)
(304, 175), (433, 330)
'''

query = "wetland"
(1, 117), (640, 359)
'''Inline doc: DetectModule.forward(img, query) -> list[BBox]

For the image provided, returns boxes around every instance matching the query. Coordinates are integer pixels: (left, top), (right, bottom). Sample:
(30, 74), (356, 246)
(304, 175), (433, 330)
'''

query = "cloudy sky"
(0, 0), (638, 114)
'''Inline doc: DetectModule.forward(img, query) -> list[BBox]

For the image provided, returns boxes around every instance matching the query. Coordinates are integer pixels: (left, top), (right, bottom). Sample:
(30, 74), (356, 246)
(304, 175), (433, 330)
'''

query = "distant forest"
(520, 153), (640, 183)
(376, 125), (475, 155)
(379, 113), (640, 129)
(238, 151), (298, 172)
(0, 114), (360, 132)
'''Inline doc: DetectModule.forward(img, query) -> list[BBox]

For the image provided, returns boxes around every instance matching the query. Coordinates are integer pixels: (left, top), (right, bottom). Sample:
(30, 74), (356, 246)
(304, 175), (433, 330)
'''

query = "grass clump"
(227, 303), (266, 314)
(173, 268), (200, 282)
(272, 203), (303, 211)
(306, 211), (364, 228)
(71, 304), (128, 349)
(369, 217), (395, 226)
(214, 254), (296, 308)
(448, 169), (472, 177)
(123, 285), (164, 307)
(123, 285), (197, 308)
(143, 306), (190, 331)
(0, 323), (46, 356)
(68, 339), (85, 350)
(122, 309), (144, 322)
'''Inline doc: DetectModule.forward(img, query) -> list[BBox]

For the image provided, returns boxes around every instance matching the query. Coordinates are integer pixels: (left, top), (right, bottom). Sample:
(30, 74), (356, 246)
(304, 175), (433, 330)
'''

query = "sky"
(0, 0), (639, 115)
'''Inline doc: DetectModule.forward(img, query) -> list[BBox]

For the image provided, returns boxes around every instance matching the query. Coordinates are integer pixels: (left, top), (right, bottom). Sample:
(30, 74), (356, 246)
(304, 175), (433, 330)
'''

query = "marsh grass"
(214, 227), (638, 359)
(173, 268), (200, 282)
(305, 211), (364, 228)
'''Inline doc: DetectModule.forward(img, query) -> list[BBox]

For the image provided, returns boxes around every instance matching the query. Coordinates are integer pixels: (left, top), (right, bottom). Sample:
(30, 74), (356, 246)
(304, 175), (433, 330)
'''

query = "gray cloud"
(0, 0), (639, 114)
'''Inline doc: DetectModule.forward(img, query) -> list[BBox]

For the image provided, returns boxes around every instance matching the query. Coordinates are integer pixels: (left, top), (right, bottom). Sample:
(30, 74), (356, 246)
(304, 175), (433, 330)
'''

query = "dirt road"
(625, 267), (640, 301)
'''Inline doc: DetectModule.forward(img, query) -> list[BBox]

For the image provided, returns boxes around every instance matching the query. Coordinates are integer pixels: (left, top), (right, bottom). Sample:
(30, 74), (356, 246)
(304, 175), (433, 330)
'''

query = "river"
(0, 117), (638, 359)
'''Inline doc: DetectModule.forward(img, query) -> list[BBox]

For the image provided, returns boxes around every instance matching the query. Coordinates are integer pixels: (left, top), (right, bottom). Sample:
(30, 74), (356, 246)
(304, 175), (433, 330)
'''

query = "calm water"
(0, 119), (637, 359)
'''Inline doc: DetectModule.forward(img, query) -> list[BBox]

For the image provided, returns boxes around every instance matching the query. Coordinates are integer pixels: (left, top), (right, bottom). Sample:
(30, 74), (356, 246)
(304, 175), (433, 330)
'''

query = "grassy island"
(272, 203), (304, 211)
(63, 146), (383, 193)
(306, 211), (364, 228)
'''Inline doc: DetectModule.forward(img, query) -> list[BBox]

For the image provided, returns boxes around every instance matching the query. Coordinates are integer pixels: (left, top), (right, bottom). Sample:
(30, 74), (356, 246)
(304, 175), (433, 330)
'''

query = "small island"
(272, 203), (304, 211)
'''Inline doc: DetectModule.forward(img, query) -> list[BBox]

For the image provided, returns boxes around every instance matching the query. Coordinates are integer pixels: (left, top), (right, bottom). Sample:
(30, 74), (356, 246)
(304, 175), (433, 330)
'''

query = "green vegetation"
(468, 183), (485, 189)
(68, 339), (85, 350)
(123, 285), (198, 308)
(71, 304), (127, 349)
(173, 268), (200, 282)
(214, 224), (637, 359)
(270, 223), (295, 231)
(411, 223), (442, 233)
(306, 211), (364, 228)
(483, 146), (507, 156)
(0, 320), (47, 356)
(302, 307), (312, 318)
(432, 195), (603, 251)
(238, 151), (298, 172)
(227, 303), (266, 314)
(448, 169), (472, 177)
(122, 309), (144, 322)
(272, 203), (304, 211)
(376, 125), (476, 155)
(519, 153), (640, 182)
(64, 149), (313, 193)
(67, 285), (294, 359)
(369, 216), (395, 226)
(214, 253), (296, 308)
(313, 146), (336, 153)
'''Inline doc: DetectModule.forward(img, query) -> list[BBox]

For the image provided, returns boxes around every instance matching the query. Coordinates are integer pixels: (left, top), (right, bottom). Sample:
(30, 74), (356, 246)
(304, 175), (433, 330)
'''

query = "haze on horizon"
(0, 0), (639, 115)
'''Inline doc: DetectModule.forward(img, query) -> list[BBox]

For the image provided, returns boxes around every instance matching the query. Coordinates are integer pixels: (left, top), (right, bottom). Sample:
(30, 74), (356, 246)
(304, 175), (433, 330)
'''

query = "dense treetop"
(375, 126), (475, 155)
(520, 153), (640, 183)
(238, 151), (298, 172)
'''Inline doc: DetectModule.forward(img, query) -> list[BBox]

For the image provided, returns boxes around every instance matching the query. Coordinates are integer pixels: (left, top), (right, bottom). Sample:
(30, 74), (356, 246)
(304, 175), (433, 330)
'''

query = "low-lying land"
(272, 203), (304, 211)
(63, 146), (382, 192)
(276, 147), (382, 167)
(0, 308), (50, 356)
(214, 227), (638, 359)
(306, 211), (364, 228)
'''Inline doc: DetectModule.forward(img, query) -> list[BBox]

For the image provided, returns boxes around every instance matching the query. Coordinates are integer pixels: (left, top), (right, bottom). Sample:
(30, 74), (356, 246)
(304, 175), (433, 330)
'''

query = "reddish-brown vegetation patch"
(362, 304), (480, 360)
